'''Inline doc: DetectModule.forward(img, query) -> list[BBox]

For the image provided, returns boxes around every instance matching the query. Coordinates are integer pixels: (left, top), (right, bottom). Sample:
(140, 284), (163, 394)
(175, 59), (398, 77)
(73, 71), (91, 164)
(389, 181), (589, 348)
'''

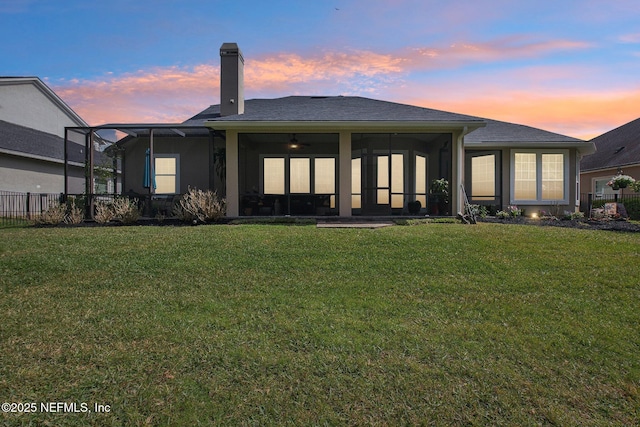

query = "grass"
(0, 223), (638, 426)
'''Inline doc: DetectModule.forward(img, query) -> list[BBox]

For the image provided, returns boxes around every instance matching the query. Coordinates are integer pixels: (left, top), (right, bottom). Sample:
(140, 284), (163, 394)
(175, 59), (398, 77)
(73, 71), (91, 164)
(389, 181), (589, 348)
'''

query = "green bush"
(623, 198), (640, 220)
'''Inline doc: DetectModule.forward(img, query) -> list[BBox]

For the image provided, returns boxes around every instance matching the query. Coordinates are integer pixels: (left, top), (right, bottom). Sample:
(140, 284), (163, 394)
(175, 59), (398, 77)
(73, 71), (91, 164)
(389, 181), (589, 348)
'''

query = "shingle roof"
(464, 118), (584, 144)
(200, 96), (484, 123)
(183, 96), (591, 152)
(580, 117), (640, 171)
(1, 120), (86, 164)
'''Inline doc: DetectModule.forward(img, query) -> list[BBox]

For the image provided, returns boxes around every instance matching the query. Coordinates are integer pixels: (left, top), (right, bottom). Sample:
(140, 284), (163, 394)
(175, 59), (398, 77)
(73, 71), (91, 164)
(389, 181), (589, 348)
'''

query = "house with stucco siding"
(0, 77), (89, 194)
(66, 43), (595, 218)
(580, 118), (640, 197)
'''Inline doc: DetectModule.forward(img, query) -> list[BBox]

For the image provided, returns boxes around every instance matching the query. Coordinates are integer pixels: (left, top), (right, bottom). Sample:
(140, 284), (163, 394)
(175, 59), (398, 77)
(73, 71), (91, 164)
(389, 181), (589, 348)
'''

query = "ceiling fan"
(288, 134), (311, 150)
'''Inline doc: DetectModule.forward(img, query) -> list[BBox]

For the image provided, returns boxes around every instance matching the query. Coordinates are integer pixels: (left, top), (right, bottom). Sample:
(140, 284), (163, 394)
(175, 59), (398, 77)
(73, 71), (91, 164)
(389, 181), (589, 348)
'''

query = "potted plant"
(607, 174), (635, 191)
(429, 178), (449, 215)
(407, 200), (422, 215)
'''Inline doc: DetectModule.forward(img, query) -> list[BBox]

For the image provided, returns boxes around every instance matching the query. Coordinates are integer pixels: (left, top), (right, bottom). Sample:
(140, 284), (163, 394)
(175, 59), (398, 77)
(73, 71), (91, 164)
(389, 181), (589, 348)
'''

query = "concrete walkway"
(316, 219), (395, 229)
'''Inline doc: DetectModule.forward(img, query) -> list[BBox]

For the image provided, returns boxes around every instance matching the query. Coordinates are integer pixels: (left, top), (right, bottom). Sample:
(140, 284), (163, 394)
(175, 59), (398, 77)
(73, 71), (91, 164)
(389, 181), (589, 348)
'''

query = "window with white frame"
(511, 150), (568, 204)
(155, 154), (179, 194)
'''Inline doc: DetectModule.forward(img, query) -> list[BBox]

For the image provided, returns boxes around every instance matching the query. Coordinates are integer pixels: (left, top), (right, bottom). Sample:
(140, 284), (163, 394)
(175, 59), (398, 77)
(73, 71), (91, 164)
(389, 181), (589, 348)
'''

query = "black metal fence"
(0, 191), (65, 226)
(0, 191), (185, 227)
(580, 193), (640, 220)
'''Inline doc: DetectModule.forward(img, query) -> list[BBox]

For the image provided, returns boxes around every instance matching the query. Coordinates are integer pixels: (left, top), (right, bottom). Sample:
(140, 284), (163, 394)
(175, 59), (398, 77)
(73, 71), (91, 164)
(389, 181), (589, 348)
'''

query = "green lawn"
(1, 223), (638, 426)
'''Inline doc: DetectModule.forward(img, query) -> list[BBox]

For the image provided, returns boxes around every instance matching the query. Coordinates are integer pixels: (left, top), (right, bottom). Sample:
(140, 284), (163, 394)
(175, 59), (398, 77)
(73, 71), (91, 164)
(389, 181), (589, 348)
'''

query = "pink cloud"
(619, 33), (640, 43)
(52, 37), (606, 138)
(53, 64), (220, 124)
(402, 87), (640, 140)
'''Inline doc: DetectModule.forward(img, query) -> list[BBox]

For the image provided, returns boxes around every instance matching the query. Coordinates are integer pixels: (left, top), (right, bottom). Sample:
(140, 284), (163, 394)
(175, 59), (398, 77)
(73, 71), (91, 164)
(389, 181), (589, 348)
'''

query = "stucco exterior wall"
(580, 164), (640, 196)
(123, 136), (210, 195)
(0, 154), (83, 193)
(0, 82), (81, 137)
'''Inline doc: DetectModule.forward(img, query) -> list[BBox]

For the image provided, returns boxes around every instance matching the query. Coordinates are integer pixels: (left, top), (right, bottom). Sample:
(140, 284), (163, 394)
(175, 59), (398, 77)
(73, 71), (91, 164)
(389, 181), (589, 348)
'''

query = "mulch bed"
(479, 217), (640, 232)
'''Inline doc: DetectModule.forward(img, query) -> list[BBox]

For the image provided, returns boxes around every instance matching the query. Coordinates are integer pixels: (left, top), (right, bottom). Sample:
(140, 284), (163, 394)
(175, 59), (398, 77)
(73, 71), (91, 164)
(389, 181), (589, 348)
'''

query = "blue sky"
(2, 0), (640, 138)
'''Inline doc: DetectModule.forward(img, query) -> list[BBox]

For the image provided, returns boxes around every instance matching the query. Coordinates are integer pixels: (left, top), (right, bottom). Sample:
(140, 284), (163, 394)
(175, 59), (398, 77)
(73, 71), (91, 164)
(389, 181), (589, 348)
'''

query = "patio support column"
(339, 131), (352, 217)
(208, 130), (215, 191)
(147, 129), (154, 217)
(226, 130), (239, 216)
(452, 127), (468, 215)
(149, 129), (154, 197)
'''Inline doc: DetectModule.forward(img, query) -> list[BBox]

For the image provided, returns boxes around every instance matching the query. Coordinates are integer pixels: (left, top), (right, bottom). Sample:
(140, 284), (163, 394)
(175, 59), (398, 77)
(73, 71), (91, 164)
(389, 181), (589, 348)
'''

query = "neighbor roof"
(1, 120), (85, 164)
(580, 117), (640, 171)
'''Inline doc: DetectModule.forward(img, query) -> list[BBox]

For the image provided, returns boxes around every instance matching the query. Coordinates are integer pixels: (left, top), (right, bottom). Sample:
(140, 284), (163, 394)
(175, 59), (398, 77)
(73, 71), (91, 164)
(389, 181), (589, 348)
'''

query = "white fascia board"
(581, 162), (640, 173)
(204, 120), (486, 133)
(465, 140), (596, 155)
(0, 147), (84, 167)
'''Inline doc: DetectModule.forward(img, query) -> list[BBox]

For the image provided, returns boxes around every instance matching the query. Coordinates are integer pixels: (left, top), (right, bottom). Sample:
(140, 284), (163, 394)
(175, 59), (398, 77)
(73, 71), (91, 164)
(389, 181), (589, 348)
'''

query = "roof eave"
(581, 161), (640, 173)
(465, 140), (596, 155)
(0, 147), (84, 167)
(204, 120), (486, 133)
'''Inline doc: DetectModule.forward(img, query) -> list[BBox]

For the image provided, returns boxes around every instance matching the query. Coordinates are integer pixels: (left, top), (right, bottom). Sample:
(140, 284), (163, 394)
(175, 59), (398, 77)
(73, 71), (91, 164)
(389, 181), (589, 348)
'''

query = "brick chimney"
(219, 42), (244, 116)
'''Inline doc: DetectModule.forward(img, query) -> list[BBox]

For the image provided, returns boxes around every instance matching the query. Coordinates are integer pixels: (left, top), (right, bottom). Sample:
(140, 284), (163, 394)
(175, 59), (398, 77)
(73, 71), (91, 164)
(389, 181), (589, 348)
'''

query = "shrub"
(622, 197), (640, 220)
(173, 188), (226, 223)
(93, 197), (140, 224)
(65, 199), (84, 224)
(36, 201), (66, 225)
(496, 210), (510, 219)
(468, 204), (488, 218)
(507, 205), (522, 217)
(563, 210), (585, 221)
(112, 197), (140, 224)
(94, 200), (115, 224)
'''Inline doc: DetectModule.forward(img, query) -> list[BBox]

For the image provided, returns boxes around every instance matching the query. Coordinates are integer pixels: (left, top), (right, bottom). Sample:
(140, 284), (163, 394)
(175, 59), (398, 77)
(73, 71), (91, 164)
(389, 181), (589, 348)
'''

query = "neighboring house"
(580, 118), (640, 196)
(67, 43), (595, 218)
(0, 76), (97, 194)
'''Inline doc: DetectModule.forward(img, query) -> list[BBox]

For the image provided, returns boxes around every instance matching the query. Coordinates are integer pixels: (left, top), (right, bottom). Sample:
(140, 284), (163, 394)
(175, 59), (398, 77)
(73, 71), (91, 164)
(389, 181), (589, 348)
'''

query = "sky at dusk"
(2, 0), (640, 139)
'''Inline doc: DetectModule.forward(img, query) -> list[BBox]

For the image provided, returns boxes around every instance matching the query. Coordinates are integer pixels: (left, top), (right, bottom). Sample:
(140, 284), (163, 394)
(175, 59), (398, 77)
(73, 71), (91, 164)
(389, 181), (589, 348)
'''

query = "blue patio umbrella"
(143, 148), (156, 189)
